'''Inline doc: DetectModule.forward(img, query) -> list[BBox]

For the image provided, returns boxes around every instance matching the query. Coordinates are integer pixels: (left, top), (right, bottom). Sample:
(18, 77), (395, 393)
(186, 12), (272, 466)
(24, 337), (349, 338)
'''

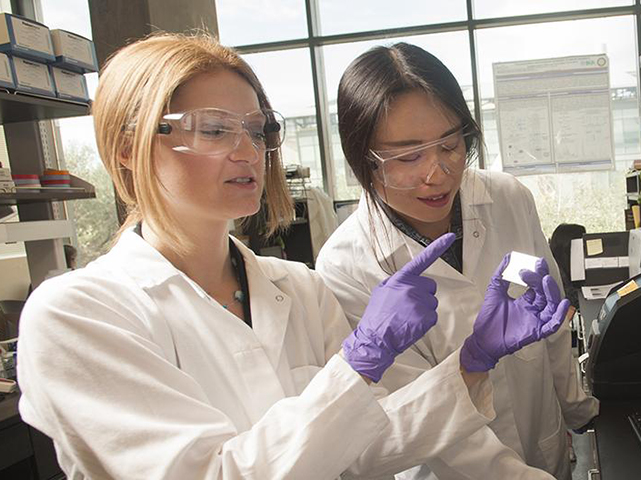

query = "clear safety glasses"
(368, 128), (475, 190)
(157, 108), (286, 156)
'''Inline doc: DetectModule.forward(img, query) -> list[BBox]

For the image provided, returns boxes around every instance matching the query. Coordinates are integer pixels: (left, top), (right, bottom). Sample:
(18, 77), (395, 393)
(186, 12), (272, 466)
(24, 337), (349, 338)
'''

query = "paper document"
(571, 238), (586, 281)
(586, 238), (604, 256)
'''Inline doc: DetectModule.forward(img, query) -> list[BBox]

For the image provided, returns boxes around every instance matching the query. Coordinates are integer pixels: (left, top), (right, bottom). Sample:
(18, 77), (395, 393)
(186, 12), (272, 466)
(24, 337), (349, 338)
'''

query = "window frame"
(189, 3), (641, 202)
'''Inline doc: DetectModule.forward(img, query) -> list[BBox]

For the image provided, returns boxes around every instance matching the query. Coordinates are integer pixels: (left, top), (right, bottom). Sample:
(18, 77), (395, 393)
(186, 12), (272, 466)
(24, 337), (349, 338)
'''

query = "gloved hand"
(342, 233), (456, 382)
(460, 254), (570, 372)
(572, 417), (596, 434)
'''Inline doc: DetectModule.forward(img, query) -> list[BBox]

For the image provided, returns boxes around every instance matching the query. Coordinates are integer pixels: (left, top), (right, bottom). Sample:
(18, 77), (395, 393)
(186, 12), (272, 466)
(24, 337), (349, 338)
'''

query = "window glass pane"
(41, 0), (119, 267)
(323, 31), (472, 200)
(318, 0), (467, 36)
(474, 0), (632, 19)
(243, 49), (323, 190)
(217, 0), (308, 46)
(476, 16), (637, 235)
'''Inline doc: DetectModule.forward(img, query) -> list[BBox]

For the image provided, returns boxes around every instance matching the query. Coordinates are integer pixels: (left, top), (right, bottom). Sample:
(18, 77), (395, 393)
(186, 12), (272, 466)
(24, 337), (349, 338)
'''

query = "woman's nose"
(229, 130), (260, 164)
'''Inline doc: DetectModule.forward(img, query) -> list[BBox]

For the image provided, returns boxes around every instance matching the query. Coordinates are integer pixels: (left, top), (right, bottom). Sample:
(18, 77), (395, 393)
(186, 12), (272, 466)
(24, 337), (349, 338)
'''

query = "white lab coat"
(18, 229), (500, 480)
(316, 169), (599, 480)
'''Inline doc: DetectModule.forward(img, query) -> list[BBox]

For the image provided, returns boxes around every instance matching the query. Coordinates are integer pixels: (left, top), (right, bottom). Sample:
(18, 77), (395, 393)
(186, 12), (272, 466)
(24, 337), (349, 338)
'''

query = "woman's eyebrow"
(377, 124), (463, 148)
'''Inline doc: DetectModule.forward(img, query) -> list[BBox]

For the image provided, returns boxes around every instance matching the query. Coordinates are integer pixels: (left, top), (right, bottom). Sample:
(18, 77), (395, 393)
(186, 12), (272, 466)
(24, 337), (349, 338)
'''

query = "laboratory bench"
(0, 391), (63, 479)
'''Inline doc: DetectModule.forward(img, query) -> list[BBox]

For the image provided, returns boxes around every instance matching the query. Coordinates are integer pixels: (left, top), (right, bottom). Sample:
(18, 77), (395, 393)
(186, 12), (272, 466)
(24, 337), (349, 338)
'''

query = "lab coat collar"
(110, 229), (290, 289)
(110, 229), (184, 289)
(112, 229), (292, 372)
(356, 168), (493, 280)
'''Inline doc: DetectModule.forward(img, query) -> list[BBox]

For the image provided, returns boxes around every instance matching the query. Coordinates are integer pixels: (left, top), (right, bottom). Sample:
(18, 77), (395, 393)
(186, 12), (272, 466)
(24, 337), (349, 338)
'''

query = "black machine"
(586, 273), (641, 400)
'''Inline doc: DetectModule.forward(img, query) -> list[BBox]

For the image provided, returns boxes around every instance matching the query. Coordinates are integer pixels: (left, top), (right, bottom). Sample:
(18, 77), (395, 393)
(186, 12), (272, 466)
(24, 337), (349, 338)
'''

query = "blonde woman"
(18, 33), (566, 479)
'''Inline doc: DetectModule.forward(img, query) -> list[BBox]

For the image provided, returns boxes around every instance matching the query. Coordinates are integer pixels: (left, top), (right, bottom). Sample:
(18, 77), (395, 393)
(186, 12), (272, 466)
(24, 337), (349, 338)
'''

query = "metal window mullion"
(636, 0), (641, 146)
(466, 0), (485, 169)
(234, 5), (637, 55)
(305, 0), (336, 199)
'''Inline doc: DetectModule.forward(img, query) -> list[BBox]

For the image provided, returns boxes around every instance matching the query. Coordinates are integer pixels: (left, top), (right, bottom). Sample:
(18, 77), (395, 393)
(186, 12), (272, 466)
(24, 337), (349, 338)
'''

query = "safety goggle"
(157, 107), (286, 156)
(368, 128), (474, 190)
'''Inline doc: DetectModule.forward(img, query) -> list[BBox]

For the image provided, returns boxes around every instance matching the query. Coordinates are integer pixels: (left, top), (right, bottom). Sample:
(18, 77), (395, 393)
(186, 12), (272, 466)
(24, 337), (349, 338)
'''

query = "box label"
(11, 17), (52, 55)
(13, 58), (52, 91)
(59, 32), (93, 66)
(52, 67), (86, 99)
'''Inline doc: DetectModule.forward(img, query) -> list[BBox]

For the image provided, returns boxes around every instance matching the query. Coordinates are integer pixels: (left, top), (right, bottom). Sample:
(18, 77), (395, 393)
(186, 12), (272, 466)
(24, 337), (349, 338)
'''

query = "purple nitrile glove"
(460, 253), (570, 372)
(342, 233), (456, 382)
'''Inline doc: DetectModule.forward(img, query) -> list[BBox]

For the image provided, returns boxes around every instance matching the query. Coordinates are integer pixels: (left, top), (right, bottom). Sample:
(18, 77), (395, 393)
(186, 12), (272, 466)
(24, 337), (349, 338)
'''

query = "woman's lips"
(417, 191), (450, 208)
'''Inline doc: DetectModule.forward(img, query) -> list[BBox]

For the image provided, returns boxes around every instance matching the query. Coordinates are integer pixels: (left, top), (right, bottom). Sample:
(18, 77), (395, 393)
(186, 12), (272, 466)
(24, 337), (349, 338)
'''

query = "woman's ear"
(118, 136), (133, 170)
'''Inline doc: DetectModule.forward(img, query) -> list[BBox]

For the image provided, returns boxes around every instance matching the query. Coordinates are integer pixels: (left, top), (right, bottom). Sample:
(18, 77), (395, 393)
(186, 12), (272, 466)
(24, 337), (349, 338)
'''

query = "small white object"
(501, 251), (539, 286)
(0, 377), (16, 393)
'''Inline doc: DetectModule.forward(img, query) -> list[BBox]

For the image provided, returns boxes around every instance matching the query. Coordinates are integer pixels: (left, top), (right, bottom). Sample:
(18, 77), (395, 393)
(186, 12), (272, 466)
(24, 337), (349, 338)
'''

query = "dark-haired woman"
(317, 43), (598, 480)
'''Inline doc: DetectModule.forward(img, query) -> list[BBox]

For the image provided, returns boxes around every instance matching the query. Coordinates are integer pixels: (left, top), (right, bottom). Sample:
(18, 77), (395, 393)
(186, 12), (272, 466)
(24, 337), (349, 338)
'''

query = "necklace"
(222, 289), (245, 309)
(221, 256), (245, 310)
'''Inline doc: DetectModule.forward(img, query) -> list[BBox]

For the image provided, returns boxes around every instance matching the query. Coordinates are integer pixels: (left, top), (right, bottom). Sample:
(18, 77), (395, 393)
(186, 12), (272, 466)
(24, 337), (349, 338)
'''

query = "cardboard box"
(51, 29), (97, 73)
(0, 13), (54, 63)
(12, 56), (55, 97)
(0, 52), (15, 90)
(50, 66), (89, 102)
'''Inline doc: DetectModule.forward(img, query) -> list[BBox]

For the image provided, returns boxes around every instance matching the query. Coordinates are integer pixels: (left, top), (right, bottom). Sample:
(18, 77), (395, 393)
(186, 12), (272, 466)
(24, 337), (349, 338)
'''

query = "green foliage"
(63, 142), (119, 267)
(520, 170), (626, 239)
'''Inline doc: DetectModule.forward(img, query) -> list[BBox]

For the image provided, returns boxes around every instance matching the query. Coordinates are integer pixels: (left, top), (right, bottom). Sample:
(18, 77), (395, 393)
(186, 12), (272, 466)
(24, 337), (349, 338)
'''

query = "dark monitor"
(587, 274), (641, 400)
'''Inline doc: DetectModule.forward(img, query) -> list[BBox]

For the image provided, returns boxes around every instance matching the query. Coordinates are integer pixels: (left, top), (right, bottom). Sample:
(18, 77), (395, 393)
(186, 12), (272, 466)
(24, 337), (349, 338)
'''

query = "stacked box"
(0, 13), (54, 63)
(12, 56), (55, 97)
(0, 52), (15, 90)
(51, 29), (97, 74)
(50, 66), (89, 102)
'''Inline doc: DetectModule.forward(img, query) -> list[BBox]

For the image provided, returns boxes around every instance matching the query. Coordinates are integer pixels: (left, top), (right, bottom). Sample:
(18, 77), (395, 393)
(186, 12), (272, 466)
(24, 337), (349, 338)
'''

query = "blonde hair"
(92, 32), (292, 254)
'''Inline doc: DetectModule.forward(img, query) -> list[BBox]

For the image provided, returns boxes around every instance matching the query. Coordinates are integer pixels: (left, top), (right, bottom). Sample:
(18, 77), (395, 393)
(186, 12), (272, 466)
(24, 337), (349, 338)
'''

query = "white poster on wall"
(493, 55), (614, 175)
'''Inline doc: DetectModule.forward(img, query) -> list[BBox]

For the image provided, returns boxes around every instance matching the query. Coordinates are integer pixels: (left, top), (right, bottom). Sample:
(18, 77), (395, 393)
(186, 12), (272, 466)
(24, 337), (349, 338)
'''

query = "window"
(216, 0), (308, 46)
(317, 0), (466, 36)
(242, 49), (324, 188)
(217, 1), (641, 236)
(474, 0), (632, 19)
(476, 15), (638, 235)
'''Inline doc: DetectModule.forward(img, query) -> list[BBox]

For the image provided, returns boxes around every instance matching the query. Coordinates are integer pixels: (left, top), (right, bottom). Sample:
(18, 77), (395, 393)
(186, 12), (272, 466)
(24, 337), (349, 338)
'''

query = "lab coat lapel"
(460, 169), (492, 280)
(232, 238), (292, 372)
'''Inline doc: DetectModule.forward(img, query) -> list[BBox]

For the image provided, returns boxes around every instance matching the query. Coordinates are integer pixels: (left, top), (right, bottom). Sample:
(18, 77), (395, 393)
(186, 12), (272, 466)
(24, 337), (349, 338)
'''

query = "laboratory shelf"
(0, 189), (95, 205)
(0, 90), (89, 124)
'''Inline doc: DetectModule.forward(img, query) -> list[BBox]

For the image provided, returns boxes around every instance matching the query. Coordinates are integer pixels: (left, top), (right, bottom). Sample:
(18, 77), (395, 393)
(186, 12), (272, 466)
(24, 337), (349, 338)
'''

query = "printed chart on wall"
(493, 55), (614, 176)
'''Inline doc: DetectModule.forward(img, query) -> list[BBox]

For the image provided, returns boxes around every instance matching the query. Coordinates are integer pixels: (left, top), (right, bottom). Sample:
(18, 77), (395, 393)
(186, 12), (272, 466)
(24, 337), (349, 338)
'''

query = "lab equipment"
(342, 233), (455, 381)
(460, 255), (569, 372)
(628, 410), (641, 446)
(586, 273), (641, 400)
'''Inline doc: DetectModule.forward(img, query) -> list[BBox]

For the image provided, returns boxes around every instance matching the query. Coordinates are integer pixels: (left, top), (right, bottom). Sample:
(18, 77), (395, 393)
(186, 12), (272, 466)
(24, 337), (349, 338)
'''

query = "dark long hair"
(337, 42), (482, 272)
(338, 42), (481, 195)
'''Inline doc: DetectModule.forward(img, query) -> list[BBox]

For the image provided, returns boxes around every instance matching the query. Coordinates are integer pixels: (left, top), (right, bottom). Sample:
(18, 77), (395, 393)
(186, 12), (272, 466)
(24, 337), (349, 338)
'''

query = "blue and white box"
(13, 56), (55, 97)
(51, 29), (97, 74)
(0, 13), (54, 63)
(0, 52), (15, 90)
(50, 66), (89, 102)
